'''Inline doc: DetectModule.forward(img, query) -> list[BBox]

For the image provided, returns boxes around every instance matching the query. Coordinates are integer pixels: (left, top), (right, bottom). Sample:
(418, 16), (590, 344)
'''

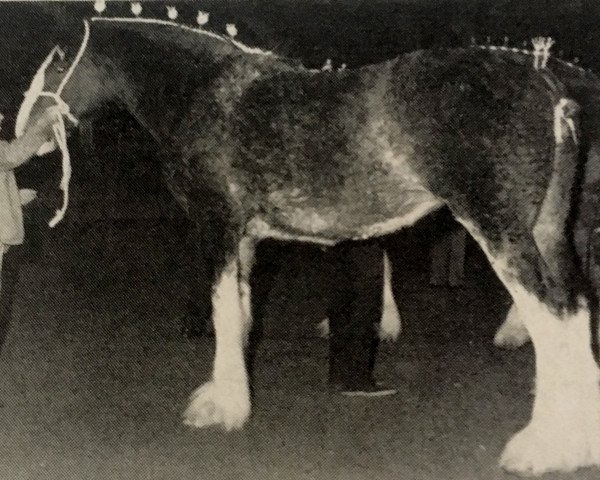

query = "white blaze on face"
(15, 47), (60, 155)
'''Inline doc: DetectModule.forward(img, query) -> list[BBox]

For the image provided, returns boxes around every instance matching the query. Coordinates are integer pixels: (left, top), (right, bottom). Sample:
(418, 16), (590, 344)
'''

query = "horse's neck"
(107, 49), (272, 145)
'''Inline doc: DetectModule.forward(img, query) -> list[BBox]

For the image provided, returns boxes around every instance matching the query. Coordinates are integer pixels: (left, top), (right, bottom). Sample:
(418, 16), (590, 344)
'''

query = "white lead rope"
(44, 20), (89, 228)
(37, 94), (73, 228)
(35, 92), (77, 228)
(49, 118), (71, 228)
(14, 20), (90, 228)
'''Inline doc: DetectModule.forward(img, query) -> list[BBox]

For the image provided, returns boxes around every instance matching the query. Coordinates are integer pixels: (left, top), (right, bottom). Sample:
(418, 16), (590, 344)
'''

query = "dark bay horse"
(16, 17), (600, 476)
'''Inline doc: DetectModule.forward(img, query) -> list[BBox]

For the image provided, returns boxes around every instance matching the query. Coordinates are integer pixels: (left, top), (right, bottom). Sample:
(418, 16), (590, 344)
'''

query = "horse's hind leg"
(498, 289), (600, 475)
(319, 249), (402, 341)
(183, 236), (256, 431)
(458, 220), (600, 476)
(494, 102), (580, 351)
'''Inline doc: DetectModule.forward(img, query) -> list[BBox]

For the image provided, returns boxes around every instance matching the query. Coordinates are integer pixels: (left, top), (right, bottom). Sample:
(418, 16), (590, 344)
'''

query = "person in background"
(326, 240), (398, 397)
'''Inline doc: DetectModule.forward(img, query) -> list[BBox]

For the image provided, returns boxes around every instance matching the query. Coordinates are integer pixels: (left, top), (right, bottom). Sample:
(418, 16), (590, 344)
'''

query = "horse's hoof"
(317, 318), (330, 338)
(500, 422), (600, 476)
(183, 380), (251, 431)
(493, 325), (530, 349)
(494, 327), (529, 349)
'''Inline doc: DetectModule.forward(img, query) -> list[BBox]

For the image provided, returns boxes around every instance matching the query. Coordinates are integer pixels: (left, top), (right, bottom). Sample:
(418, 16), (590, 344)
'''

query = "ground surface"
(0, 214), (597, 480)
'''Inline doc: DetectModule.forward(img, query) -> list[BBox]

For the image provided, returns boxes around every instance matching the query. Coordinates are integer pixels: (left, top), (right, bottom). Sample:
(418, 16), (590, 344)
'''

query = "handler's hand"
(33, 105), (63, 138)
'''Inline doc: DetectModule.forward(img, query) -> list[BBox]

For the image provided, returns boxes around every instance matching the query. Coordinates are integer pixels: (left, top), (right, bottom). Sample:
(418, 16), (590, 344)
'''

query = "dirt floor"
(0, 215), (598, 480)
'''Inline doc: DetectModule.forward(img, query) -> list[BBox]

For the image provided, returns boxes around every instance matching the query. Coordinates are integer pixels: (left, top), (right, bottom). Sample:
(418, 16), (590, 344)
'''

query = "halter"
(15, 20), (90, 227)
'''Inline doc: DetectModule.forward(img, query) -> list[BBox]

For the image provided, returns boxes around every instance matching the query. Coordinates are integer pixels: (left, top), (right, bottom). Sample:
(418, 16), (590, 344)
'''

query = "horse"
(15, 17), (600, 476)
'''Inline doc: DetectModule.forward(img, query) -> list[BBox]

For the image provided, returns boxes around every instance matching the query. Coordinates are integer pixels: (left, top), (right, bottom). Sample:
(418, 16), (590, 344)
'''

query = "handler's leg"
(328, 240), (397, 396)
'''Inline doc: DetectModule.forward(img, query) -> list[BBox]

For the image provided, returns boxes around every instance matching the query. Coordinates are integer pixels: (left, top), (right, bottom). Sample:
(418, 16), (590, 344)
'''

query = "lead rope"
(37, 93), (73, 227)
(42, 20), (90, 228)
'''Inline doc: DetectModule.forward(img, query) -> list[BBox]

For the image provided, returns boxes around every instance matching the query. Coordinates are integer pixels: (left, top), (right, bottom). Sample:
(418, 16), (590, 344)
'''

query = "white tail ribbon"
(554, 98), (578, 145)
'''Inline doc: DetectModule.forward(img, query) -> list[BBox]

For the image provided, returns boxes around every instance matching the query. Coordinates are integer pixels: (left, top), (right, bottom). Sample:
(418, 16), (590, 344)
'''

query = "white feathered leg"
(499, 291), (600, 475)
(378, 251), (401, 341)
(183, 237), (255, 430)
(318, 251), (401, 342)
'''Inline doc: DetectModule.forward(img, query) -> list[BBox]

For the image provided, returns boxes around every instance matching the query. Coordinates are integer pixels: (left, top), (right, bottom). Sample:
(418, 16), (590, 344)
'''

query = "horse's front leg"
(183, 236), (256, 430)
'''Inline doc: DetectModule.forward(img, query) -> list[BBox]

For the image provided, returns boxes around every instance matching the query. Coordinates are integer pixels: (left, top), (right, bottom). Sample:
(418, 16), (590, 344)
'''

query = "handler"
(0, 105), (62, 247)
(327, 240), (397, 396)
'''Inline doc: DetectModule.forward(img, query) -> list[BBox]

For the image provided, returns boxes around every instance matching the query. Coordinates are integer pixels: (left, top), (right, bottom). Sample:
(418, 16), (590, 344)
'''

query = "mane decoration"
(474, 37), (586, 146)
(472, 36), (586, 73)
(94, 0), (106, 15)
(89, 17), (273, 57)
(532, 37), (555, 70)
(131, 2), (142, 17)
(87, 1), (273, 57)
(166, 6), (178, 21)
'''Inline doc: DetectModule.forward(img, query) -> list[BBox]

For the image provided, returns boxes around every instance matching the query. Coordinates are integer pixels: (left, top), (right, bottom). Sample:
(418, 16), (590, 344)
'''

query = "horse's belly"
(352, 195), (443, 238)
(256, 185), (442, 243)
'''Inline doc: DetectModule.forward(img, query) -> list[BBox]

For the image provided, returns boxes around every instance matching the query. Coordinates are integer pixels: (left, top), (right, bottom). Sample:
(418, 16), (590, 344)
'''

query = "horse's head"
(14, 45), (79, 156)
(15, 20), (105, 156)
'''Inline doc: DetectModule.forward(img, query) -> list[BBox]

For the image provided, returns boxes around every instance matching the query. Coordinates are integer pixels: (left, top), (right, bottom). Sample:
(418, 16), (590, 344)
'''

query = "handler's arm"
(0, 108), (61, 171)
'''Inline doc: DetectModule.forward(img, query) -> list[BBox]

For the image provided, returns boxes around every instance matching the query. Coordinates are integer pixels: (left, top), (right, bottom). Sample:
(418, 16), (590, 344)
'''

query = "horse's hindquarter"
(387, 49), (562, 241)
(229, 62), (443, 242)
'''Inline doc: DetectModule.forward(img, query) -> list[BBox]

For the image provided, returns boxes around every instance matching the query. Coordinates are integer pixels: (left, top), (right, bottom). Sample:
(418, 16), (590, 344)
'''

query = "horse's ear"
(56, 46), (66, 61)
